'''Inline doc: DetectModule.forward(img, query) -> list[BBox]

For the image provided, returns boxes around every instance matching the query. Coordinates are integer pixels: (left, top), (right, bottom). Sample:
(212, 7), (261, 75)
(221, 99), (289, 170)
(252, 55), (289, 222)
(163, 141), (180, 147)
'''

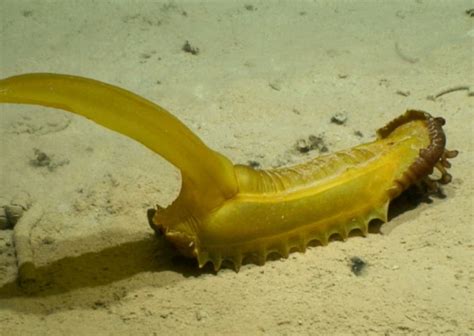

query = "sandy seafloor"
(0, 1), (473, 335)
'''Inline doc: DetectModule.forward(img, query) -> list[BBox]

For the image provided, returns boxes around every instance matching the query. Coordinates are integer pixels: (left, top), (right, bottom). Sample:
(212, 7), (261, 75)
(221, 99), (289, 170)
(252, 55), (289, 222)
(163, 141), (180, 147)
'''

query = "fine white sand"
(1, 1), (473, 335)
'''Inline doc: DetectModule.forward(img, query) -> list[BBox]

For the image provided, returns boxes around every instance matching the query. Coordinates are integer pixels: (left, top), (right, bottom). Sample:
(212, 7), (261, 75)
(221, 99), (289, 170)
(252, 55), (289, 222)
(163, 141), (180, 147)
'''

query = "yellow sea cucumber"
(0, 73), (457, 271)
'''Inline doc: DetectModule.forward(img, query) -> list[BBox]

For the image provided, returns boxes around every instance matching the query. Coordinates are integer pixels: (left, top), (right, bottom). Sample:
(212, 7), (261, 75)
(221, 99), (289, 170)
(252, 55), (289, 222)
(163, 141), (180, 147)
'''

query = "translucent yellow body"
(0, 73), (456, 271)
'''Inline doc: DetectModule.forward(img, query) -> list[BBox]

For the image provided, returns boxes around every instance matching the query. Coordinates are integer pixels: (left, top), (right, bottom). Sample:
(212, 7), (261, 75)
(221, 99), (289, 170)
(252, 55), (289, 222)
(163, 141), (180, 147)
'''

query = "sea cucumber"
(0, 73), (458, 271)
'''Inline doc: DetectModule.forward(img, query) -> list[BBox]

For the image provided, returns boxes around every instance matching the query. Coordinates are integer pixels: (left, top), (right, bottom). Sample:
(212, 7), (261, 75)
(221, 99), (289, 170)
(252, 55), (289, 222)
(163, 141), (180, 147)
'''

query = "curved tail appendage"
(0, 73), (238, 214)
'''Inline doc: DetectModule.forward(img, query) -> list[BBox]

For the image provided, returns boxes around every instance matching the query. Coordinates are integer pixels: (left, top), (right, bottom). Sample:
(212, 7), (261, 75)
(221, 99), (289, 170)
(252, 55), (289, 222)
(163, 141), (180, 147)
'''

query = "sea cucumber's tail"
(0, 73), (238, 211)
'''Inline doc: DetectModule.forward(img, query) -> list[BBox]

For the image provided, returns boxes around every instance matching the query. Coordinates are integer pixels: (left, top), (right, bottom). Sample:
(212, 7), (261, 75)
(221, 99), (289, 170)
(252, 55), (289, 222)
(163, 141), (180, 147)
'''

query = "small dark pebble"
(269, 81), (281, 91)
(244, 4), (256, 11)
(296, 139), (310, 153)
(247, 160), (261, 169)
(21, 10), (34, 17)
(395, 90), (410, 97)
(308, 135), (328, 153)
(30, 149), (51, 167)
(182, 41), (199, 55)
(350, 256), (367, 276)
(295, 135), (328, 154)
(330, 112), (347, 125)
